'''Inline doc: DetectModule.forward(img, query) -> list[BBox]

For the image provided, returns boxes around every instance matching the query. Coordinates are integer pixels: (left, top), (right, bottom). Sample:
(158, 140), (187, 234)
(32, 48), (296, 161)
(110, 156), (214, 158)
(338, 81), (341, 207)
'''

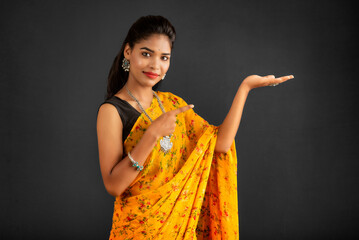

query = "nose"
(149, 57), (160, 70)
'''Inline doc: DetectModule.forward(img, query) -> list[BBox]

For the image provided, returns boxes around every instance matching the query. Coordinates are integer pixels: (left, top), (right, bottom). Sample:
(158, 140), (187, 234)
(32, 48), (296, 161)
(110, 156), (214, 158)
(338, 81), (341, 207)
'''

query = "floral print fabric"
(109, 91), (239, 239)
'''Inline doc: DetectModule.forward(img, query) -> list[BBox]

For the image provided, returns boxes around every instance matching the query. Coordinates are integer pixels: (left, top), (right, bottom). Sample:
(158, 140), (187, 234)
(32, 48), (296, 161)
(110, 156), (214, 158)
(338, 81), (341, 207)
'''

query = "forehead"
(135, 34), (171, 52)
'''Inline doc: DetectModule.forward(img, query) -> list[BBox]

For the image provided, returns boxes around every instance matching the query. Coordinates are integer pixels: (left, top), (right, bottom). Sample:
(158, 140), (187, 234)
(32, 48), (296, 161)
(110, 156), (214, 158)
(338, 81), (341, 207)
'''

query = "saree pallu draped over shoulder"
(109, 91), (239, 240)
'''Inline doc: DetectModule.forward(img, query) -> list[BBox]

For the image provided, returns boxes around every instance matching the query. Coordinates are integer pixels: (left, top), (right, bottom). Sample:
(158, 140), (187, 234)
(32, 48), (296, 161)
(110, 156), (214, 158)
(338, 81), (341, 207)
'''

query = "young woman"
(96, 15), (293, 239)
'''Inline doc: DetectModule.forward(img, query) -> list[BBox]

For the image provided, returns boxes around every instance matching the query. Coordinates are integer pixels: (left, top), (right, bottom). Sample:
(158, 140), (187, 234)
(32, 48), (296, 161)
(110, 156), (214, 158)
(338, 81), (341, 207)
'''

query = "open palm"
(242, 74), (294, 91)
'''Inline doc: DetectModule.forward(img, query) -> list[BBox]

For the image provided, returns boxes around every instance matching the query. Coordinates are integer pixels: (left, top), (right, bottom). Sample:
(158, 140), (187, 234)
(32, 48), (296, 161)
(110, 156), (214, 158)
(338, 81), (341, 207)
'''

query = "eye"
(142, 52), (150, 57)
(162, 56), (169, 61)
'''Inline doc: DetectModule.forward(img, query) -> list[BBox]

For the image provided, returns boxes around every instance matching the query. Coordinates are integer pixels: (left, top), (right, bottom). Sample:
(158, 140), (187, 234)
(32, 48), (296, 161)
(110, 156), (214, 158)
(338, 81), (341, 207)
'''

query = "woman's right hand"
(147, 104), (194, 139)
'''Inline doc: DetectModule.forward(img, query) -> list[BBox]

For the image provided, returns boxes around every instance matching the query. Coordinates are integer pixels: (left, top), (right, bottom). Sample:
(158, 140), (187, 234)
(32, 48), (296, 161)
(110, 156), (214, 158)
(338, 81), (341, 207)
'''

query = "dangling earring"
(122, 58), (130, 72)
(162, 73), (166, 80)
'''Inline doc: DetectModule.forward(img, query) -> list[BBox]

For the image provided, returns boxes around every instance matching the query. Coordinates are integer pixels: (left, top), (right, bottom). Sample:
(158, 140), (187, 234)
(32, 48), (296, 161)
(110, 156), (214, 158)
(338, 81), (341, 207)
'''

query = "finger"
(275, 75), (294, 82)
(171, 104), (194, 115)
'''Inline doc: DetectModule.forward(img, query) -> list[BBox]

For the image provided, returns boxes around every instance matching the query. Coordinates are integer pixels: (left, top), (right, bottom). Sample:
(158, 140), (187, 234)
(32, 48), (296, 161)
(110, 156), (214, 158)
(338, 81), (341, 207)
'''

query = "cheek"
(131, 57), (146, 69)
(162, 62), (170, 71)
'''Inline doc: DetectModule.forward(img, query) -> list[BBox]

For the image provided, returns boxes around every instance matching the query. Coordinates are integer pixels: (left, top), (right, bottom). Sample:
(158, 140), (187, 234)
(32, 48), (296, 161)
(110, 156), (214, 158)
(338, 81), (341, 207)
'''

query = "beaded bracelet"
(128, 151), (143, 171)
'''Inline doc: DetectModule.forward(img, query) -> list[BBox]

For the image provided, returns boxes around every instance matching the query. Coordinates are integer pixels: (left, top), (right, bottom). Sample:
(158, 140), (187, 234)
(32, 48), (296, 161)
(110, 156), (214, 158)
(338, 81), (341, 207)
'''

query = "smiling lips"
(143, 71), (159, 79)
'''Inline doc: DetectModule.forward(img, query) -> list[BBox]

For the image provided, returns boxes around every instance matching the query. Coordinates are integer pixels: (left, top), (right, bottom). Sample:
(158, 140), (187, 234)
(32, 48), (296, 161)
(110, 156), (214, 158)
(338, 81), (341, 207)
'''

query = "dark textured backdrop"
(1, 0), (358, 239)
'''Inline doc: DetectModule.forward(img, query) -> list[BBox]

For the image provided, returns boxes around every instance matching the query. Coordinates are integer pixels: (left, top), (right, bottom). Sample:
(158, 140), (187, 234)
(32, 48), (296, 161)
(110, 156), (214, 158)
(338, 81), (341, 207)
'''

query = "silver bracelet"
(128, 151), (143, 171)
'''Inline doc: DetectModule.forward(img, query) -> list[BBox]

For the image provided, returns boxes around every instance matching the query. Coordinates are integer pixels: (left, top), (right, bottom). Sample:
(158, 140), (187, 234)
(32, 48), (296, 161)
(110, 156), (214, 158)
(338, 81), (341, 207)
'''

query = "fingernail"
(189, 104), (194, 108)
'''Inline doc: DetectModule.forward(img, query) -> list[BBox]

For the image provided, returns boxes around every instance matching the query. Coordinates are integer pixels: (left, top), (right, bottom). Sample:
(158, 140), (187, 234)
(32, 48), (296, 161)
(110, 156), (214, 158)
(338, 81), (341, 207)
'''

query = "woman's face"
(124, 34), (171, 88)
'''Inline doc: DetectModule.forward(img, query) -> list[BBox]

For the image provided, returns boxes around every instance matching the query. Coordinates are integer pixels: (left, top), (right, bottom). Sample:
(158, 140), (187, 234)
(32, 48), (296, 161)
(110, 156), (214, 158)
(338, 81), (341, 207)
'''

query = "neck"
(124, 79), (154, 102)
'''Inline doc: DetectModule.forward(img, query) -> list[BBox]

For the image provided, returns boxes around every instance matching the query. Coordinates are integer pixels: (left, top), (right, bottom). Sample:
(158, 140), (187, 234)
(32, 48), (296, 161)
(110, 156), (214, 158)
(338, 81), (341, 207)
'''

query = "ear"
(123, 43), (132, 60)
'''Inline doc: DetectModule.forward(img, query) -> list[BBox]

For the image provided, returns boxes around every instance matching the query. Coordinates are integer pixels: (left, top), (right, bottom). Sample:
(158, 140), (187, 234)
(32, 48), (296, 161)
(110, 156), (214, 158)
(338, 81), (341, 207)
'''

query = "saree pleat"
(109, 91), (239, 240)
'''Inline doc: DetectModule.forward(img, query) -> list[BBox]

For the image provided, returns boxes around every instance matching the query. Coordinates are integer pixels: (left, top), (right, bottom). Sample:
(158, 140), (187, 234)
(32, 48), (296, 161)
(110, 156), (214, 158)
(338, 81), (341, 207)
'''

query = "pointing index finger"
(172, 104), (194, 115)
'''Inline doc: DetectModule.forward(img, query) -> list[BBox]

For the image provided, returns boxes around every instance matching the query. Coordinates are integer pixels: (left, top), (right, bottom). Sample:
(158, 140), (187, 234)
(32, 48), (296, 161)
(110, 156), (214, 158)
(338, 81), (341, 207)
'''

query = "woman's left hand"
(241, 74), (294, 91)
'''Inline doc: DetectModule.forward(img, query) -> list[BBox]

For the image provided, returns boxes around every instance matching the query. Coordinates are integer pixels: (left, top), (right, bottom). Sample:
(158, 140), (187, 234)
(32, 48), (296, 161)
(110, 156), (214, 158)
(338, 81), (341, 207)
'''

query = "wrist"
(239, 82), (251, 93)
(144, 127), (160, 142)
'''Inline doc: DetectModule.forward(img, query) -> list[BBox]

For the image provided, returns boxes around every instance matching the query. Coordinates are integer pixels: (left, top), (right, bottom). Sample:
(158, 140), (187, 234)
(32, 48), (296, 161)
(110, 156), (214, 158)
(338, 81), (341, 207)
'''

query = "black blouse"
(98, 96), (141, 143)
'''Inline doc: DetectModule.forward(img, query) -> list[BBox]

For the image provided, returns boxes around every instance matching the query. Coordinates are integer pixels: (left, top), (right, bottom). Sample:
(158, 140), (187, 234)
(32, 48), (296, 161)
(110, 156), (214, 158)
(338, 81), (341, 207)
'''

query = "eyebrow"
(140, 47), (171, 55)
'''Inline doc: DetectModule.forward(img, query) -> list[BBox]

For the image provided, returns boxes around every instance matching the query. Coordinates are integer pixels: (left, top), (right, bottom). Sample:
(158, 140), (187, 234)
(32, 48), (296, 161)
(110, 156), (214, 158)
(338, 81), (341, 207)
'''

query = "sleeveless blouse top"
(98, 96), (141, 143)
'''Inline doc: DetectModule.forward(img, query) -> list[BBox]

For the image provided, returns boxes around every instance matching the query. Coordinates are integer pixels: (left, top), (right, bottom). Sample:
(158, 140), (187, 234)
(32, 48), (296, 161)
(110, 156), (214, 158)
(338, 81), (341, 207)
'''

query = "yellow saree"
(109, 91), (239, 240)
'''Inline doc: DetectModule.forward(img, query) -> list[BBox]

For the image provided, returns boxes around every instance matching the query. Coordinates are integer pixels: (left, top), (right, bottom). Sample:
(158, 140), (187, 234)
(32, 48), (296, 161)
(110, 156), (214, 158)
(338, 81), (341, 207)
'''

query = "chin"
(140, 79), (160, 88)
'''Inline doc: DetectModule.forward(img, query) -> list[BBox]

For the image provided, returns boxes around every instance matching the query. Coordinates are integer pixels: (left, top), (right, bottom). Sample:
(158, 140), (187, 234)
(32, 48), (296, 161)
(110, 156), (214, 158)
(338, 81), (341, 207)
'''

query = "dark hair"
(105, 15), (176, 100)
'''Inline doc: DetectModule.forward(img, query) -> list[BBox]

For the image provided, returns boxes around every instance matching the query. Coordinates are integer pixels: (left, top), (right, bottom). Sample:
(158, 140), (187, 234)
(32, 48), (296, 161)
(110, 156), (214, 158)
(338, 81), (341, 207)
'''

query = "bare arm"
(96, 103), (194, 197)
(214, 74), (294, 153)
(96, 103), (159, 197)
(214, 84), (250, 153)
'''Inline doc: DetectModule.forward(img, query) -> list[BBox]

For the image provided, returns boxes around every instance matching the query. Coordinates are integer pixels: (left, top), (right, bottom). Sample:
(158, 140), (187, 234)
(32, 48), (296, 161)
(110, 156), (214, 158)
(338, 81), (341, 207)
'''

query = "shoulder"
(97, 101), (123, 125)
(97, 96), (126, 117)
(97, 100), (117, 115)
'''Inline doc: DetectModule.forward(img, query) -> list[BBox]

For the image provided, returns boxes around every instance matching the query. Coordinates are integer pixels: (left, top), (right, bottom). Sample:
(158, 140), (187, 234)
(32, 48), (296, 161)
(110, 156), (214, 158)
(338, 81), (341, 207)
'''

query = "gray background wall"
(1, 0), (357, 239)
